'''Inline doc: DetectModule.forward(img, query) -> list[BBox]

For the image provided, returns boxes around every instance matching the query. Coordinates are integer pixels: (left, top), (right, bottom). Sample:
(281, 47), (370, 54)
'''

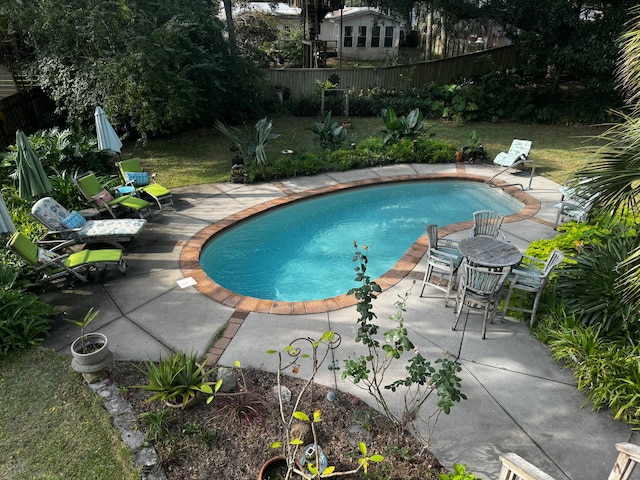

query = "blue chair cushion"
(125, 171), (150, 187)
(61, 211), (87, 229)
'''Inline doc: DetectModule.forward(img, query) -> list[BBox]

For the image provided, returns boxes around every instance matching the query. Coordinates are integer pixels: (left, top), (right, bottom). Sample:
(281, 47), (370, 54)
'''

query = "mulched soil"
(107, 362), (447, 480)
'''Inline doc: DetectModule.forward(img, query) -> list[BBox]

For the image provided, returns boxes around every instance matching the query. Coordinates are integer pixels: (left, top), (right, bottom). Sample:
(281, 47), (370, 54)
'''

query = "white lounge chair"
(31, 197), (146, 250)
(489, 139), (535, 190)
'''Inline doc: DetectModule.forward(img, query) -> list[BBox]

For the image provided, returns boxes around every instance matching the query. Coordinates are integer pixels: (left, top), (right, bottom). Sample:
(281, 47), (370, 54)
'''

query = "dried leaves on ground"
(107, 362), (447, 480)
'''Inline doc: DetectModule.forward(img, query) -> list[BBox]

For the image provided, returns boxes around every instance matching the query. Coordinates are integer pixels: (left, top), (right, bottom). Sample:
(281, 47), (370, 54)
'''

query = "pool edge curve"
(180, 172), (542, 315)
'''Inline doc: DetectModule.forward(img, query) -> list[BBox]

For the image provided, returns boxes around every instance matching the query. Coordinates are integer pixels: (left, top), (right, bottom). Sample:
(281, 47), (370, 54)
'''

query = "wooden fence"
(0, 88), (55, 150)
(261, 44), (518, 99)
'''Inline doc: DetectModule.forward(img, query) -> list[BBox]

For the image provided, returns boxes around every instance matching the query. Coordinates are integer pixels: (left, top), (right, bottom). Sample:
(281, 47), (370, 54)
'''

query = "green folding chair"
(75, 171), (151, 219)
(116, 158), (173, 210)
(7, 231), (127, 283)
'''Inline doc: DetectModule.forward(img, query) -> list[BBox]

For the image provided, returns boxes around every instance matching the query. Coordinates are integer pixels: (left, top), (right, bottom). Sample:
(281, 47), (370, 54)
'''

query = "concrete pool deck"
(39, 162), (637, 479)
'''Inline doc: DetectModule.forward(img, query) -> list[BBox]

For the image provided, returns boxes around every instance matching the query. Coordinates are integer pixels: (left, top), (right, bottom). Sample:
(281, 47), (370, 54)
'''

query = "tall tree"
(0, 0), (261, 139)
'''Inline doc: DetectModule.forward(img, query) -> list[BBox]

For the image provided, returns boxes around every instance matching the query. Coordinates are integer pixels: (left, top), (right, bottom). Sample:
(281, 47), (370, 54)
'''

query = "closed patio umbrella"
(94, 106), (123, 154)
(16, 130), (53, 200)
(0, 191), (16, 234)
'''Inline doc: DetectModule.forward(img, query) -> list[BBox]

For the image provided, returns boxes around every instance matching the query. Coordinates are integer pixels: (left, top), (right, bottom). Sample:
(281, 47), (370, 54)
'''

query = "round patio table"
(458, 236), (522, 270)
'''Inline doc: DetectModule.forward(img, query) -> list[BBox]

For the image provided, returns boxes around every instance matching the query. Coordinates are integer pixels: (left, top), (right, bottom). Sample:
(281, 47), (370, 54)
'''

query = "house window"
(344, 26), (353, 47)
(384, 26), (394, 47)
(371, 26), (380, 48)
(357, 26), (367, 47)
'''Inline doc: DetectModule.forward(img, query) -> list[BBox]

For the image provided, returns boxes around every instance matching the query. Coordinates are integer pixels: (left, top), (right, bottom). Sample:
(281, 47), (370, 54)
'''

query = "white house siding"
(318, 8), (403, 61)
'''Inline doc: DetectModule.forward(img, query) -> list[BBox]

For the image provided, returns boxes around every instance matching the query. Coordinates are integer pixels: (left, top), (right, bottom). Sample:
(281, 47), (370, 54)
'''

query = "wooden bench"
(498, 453), (557, 480)
(608, 442), (640, 480)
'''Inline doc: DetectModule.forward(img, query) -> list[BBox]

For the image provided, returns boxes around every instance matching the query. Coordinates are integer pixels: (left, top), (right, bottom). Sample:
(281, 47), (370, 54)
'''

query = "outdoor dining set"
(420, 210), (564, 339)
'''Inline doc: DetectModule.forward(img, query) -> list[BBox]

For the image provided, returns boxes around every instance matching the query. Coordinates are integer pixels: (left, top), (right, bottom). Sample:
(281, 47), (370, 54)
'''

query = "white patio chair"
(425, 224), (463, 264)
(452, 260), (508, 339)
(420, 247), (459, 306)
(500, 250), (564, 326)
(470, 210), (509, 242)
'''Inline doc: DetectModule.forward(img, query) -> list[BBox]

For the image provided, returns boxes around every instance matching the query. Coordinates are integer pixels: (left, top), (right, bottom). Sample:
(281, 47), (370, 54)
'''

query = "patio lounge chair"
(116, 158), (173, 210)
(6, 231), (127, 283)
(31, 197), (146, 250)
(489, 139), (535, 190)
(453, 260), (508, 339)
(74, 171), (151, 219)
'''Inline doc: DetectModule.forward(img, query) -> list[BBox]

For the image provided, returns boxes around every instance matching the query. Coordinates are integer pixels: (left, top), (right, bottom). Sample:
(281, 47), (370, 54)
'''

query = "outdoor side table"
(458, 236), (522, 270)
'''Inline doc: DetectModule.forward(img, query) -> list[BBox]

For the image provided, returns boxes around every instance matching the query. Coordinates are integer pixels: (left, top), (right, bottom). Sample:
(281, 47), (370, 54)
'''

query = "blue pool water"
(200, 181), (522, 301)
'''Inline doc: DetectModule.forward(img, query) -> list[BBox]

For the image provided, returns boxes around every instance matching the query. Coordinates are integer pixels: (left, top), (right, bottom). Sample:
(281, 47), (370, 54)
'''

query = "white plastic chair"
(500, 250), (564, 326)
(489, 139), (534, 190)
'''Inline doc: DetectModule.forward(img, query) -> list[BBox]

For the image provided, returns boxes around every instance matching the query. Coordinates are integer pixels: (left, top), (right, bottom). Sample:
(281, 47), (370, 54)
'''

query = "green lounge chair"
(7, 231), (127, 283)
(75, 171), (151, 219)
(116, 158), (173, 210)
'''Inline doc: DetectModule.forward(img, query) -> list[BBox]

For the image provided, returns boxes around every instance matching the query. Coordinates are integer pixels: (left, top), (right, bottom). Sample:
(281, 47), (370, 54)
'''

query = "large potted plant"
(132, 351), (223, 410)
(66, 307), (112, 383)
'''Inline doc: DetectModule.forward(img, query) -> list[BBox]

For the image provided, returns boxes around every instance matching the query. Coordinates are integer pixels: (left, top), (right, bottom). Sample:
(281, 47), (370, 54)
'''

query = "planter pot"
(70, 333), (113, 383)
(258, 456), (288, 480)
(342, 119), (351, 128)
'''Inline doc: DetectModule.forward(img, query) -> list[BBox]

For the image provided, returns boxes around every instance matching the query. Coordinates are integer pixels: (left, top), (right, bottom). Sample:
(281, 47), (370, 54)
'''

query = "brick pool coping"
(180, 170), (543, 316)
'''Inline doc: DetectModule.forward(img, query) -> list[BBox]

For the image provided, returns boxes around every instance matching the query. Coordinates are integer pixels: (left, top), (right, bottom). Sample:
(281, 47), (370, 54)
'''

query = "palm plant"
(214, 117), (280, 167)
(571, 6), (640, 309)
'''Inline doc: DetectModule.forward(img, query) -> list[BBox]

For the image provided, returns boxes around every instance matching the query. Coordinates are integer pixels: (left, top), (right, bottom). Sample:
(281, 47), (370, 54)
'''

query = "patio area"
(38, 162), (638, 480)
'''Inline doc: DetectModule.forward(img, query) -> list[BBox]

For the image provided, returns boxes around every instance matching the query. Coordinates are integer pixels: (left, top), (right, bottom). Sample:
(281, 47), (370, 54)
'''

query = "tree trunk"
(425, 8), (433, 60)
(223, 0), (237, 50)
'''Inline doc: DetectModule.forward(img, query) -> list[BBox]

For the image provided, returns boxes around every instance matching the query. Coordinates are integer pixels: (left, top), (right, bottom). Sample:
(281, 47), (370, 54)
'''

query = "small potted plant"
(66, 307), (112, 383)
(131, 351), (222, 410)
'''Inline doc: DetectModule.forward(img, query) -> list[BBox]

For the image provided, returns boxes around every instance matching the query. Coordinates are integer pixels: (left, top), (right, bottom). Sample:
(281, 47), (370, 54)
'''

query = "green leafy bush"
(309, 112), (347, 151)
(381, 107), (424, 144)
(0, 265), (55, 355)
(535, 313), (640, 426)
(2, 128), (111, 178)
(439, 463), (483, 480)
(556, 229), (640, 336)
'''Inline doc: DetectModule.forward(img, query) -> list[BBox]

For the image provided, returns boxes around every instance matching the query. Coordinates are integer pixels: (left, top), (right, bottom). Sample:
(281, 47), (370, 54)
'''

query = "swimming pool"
(200, 180), (522, 302)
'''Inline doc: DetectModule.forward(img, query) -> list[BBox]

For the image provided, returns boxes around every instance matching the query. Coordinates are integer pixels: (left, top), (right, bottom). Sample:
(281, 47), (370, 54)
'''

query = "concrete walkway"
(39, 163), (637, 480)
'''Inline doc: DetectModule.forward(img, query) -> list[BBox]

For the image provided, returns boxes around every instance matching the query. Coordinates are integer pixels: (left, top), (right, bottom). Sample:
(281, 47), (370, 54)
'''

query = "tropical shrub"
(1, 128), (111, 179)
(309, 111), (347, 151)
(215, 117), (280, 166)
(555, 229), (640, 336)
(381, 107), (424, 144)
(0, 264), (55, 355)
(535, 313), (640, 426)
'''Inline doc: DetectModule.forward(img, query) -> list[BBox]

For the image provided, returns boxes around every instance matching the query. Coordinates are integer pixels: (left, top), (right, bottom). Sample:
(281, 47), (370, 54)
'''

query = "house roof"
(324, 7), (403, 25)
(218, 2), (301, 18)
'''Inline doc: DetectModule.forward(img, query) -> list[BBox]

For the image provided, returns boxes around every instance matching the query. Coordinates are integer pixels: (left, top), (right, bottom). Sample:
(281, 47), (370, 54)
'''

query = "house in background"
(218, 2), (301, 30)
(318, 8), (404, 61)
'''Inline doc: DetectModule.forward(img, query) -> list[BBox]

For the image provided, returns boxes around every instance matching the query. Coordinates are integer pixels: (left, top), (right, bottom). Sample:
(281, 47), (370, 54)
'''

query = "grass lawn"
(0, 348), (139, 480)
(125, 116), (607, 188)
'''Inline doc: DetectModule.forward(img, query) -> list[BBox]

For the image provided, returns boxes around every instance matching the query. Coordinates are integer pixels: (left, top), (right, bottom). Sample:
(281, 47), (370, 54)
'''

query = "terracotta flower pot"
(258, 455), (288, 480)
